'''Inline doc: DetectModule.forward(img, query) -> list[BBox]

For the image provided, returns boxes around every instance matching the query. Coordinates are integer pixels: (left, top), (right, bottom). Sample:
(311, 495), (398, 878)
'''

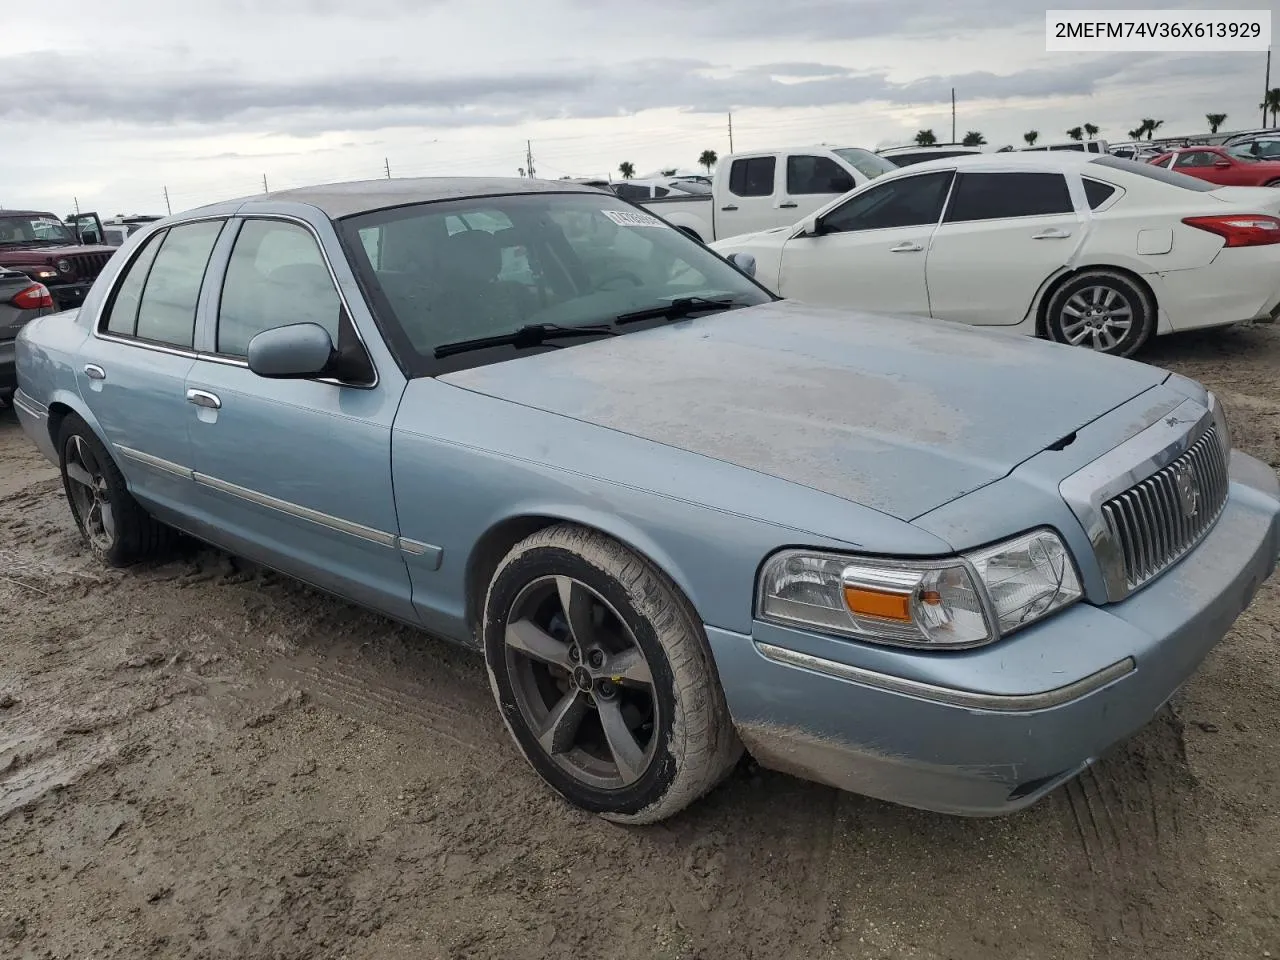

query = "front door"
(775, 170), (952, 316)
(77, 220), (226, 518)
(182, 216), (415, 622)
(926, 170), (1081, 326)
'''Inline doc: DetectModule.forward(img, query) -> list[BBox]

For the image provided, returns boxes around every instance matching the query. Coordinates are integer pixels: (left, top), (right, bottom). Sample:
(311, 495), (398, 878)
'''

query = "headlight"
(757, 529), (1082, 649)
(32, 268), (58, 280)
(56, 259), (72, 274)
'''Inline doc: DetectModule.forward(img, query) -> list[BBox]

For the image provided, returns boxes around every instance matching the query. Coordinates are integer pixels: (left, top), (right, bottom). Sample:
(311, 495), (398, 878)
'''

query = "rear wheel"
(57, 415), (171, 566)
(1044, 269), (1154, 358)
(483, 524), (741, 823)
(1265, 179), (1280, 187)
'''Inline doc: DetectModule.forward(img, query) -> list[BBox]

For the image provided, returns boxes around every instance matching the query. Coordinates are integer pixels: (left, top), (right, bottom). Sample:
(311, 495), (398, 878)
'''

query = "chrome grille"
(1100, 426), (1229, 591)
(66, 252), (112, 281)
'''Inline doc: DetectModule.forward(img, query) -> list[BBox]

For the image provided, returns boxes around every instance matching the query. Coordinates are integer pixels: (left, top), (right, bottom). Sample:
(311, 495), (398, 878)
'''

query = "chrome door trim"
(397, 537), (443, 569)
(115, 444), (195, 480)
(1059, 394), (1216, 601)
(756, 642), (1136, 712)
(193, 471), (398, 547)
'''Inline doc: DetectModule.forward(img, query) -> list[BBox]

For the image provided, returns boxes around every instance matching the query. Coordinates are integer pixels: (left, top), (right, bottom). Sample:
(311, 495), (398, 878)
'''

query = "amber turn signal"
(843, 585), (913, 622)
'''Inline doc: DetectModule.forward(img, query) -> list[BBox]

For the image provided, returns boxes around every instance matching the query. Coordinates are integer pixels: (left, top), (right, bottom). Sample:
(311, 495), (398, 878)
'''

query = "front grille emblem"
(1175, 464), (1199, 517)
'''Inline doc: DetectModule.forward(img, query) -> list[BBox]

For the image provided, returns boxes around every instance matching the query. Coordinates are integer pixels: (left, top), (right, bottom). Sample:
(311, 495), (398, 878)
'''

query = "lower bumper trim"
(755, 641), (1136, 713)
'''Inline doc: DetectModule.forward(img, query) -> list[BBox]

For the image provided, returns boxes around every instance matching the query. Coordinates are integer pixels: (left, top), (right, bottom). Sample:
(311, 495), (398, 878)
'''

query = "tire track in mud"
(1054, 705), (1204, 957)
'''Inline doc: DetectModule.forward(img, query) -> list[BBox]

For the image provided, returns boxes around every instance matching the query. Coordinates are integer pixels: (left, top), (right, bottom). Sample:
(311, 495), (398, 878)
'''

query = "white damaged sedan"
(712, 152), (1280, 357)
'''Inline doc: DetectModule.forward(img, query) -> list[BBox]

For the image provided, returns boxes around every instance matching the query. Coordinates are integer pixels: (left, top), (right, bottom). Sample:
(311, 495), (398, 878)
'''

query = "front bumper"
(48, 281), (93, 310)
(709, 450), (1280, 816)
(0, 340), (14, 390)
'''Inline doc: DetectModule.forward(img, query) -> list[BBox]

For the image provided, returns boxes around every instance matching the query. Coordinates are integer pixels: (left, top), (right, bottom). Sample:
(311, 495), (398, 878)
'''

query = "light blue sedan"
(12, 178), (1280, 823)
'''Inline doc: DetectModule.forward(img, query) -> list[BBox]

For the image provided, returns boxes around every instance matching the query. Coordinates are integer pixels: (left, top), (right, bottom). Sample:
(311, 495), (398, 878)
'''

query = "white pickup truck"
(636, 145), (896, 243)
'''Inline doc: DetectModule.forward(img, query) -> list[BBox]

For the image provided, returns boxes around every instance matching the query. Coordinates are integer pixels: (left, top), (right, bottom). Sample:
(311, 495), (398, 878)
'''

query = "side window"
(728, 157), (776, 197)
(134, 220), (224, 347)
(787, 155), (853, 195)
(614, 183), (648, 201)
(944, 172), (1073, 223)
(653, 186), (670, 198)
(820, 171), (953, 234)
(217, 219), (341, 357)
(1082, 178), (1118, 209)
(103, 230), (166, 337)
(1174, 151), (1214, 168)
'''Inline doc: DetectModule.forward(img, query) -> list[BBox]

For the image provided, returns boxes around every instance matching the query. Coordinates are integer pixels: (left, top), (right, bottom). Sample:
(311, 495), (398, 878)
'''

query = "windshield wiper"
(434, 323), (618, 359)
(615, 296), (743, 325)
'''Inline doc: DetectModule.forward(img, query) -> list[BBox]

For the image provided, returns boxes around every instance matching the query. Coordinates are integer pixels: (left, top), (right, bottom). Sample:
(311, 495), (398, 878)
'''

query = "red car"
(1147, 146), (1280, 187)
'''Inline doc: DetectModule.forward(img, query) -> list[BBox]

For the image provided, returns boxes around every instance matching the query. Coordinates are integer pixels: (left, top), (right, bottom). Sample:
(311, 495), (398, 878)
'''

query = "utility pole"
(163, 187), (172, 216)
(1265, 49), (1272, 127)
(525, 140), (536, 179)
(262, 174), (269, 194)
(951, 88), (956, 142)
(384, 157), (391, 179)
(73, 196), (80, 215)
(728, 111), (734, 152)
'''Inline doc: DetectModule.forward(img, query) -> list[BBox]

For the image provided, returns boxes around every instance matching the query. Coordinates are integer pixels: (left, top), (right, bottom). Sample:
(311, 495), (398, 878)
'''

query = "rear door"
(775, 170), (952, 315)
(924, 170), (1080, 326)
(718, 154), (781, 237)
(76, 220), (226, 516)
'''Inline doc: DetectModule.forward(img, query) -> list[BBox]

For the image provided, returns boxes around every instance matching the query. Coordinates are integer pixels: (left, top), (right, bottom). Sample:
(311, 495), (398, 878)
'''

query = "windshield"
(340, 191), (772, 375)
(0, 214), (77, 245)
(832, 148), (898, 181)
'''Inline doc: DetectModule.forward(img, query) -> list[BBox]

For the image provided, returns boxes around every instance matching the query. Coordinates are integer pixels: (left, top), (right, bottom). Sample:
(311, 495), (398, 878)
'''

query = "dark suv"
(0, 210), (116, 311)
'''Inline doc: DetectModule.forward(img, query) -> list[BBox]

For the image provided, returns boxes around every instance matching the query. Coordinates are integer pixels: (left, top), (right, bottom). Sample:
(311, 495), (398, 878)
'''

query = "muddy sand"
(2, 326), (1279, 959)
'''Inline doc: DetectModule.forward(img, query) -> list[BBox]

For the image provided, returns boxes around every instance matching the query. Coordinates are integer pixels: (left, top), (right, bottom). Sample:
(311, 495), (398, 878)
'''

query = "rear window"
(1083, 178), (1118, 209)
(1090, 155), (1218, 191)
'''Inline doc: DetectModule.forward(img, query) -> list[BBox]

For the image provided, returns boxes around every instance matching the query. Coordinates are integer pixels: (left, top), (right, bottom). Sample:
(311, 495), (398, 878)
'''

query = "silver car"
(11, 177), (1280, 822)
(1, 267), (54, 406)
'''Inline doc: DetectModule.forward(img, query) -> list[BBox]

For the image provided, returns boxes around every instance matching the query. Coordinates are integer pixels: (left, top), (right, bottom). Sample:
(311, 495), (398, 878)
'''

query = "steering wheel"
(596, 271), (644, 290)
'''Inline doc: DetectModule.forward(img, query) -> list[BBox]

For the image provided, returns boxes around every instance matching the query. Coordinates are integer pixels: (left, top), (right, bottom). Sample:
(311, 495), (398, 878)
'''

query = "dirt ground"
(2, 327), (1279, 960)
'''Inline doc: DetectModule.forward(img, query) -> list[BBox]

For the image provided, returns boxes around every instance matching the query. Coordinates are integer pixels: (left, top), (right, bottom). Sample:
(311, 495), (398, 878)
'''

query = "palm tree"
(961, 131), (986, 146)
(1128, 127), (1144, 140)
(1140, 118), (1163, 140)
(1023, 130), (1039, 146)
(1261, 89), (1280, 126)
(660, 167), (677, 176)
(914, 129), (937, 146)
(1206, 113), (1228, 134)
(1083, 123), (1099, 140)
(1066, 126), (1084, 141)
(698, 149), (718, 173)
(618, 161), (636, 180)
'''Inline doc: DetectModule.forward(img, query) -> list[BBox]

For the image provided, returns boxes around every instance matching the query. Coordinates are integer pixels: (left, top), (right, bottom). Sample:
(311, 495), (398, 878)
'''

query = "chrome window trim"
(756, 642), (1136, 712)
(1059, 394), (1219, 602)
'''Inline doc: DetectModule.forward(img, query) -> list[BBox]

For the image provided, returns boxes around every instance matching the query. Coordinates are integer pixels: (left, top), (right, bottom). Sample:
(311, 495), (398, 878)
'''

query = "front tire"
(483, 524), (741, 824)
(1044, 269), (1154, 357)
(57, 415), (171, 567)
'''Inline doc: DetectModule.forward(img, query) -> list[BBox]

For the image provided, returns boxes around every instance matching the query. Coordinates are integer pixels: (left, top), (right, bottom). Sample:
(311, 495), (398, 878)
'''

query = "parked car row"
(711, 152), (1280, 357)
(0, 209), (118, 310)
(11, 176), (1280, 824)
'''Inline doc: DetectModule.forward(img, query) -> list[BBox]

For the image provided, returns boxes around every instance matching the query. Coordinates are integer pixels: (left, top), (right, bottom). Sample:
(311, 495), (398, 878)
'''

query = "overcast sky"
(1, 0), (1274, 217)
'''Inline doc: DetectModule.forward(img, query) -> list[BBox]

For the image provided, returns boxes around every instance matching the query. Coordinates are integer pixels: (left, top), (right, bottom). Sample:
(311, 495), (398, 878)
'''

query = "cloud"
(0, 48), (1239, 138)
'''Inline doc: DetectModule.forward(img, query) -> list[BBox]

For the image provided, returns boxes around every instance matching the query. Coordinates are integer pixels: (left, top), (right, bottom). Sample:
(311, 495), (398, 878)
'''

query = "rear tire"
(1265, 179), (1280, 187)
(57, 414), (172, 567)
(1044, 269), (1154, 358)
(483, 524), (741, 824)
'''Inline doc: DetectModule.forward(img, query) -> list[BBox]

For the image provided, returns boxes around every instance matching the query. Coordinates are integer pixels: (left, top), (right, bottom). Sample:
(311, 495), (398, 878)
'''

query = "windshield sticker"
(602, 210), (668, 228)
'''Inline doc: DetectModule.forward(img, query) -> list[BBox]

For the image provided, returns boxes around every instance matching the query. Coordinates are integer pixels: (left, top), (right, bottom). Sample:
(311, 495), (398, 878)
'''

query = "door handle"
(83, 364), (105, 381)
(186, 389), (221, 410)
(721, 204), (739, 211)
(1032, 228), (1073, 239)
(890, 241), (923, 253)
(779, 201), (798, 208)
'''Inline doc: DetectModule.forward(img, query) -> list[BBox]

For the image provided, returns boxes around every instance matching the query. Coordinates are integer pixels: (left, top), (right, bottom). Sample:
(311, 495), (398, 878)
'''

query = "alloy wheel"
(504, 575), (658, 790)
(64, 435), (116, 552)
(1059, 284), (1133, 353)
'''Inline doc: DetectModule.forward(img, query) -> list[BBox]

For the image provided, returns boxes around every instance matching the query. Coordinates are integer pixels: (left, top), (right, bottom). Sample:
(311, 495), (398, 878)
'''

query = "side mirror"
(1213, 159), (1231, 168)
(726, 252), (757, 277)
(829, 175), (855, 193)
(247, 323), (335, 379)
(799, 214), (825, 238)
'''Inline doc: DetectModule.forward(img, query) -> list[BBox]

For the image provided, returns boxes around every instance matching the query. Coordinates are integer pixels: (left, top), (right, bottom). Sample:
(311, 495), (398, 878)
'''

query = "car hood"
(438, 301), (1168, 520)
(0, 243), (113, 263)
